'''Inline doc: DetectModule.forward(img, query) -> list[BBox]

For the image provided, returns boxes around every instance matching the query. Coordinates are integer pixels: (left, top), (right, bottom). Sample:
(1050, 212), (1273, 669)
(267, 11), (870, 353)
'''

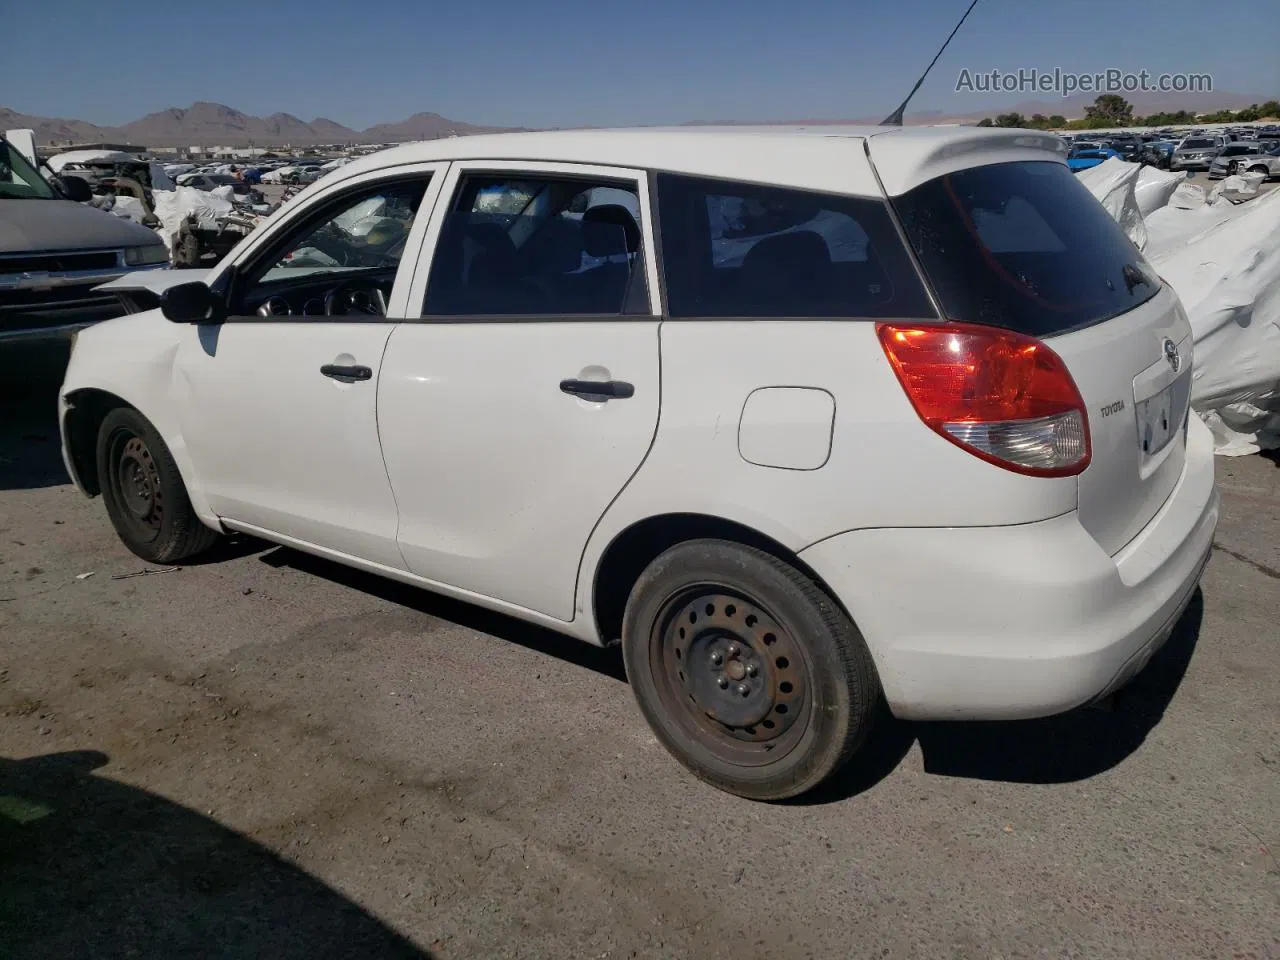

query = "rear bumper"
(800, 414), (1219, 721)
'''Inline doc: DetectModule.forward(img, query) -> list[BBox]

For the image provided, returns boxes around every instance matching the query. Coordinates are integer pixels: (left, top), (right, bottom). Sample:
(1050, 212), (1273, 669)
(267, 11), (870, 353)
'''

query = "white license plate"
(1137, 383), (1178, 456)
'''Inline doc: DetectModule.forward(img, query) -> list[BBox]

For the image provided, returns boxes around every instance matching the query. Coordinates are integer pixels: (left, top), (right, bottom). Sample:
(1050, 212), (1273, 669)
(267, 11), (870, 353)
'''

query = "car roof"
(321, 125), (1067, 198)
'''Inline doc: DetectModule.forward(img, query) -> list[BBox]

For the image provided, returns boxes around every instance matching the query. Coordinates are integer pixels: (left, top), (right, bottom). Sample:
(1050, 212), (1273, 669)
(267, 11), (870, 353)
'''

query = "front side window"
(655, 173), (933, 319)
(892, 160), (1161, 338)
(229, 178), (429, 318)
(423, 174), (648, 317)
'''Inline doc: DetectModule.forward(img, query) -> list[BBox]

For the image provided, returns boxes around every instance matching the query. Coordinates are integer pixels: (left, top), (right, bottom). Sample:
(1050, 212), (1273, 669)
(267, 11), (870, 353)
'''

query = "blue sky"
(3, 0), (1276, 128)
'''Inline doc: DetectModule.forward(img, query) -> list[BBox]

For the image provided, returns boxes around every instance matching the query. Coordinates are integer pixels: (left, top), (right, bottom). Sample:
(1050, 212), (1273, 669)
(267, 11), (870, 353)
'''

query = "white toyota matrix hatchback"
(60, 126), (1219, 800)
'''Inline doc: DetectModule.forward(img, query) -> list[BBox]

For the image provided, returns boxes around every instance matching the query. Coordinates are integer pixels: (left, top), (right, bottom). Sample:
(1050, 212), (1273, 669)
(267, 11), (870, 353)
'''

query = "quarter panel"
(573, 320), (1078, 622)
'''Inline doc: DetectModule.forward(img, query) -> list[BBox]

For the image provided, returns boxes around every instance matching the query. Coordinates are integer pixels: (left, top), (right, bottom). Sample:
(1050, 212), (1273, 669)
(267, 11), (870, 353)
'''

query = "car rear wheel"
(1247, 165), (1270, 177)
(96, 407), (220, 564)
(621, 539), (880, 801)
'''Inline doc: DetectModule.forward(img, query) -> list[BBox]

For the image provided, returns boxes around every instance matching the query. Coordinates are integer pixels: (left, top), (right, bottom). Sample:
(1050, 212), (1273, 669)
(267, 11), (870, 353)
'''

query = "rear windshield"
(655, 173), (934, 319)
(891, 161), (1161, 337)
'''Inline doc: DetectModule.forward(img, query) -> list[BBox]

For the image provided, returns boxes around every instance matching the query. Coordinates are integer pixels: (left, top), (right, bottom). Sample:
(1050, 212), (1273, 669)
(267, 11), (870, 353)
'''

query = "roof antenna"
(880, 0), (981, 126)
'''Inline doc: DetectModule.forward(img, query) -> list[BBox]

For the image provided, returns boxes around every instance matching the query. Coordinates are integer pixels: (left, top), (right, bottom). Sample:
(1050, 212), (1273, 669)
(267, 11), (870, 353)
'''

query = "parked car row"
(1061, 127), (1280, 180)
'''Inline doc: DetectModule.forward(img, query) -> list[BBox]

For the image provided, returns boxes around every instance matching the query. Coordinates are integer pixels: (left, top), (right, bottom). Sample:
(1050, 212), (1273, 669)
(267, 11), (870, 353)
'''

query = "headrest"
(463, 221), (517, 284)
(741, 231), (832, 301)
(582, 204), (640, 257)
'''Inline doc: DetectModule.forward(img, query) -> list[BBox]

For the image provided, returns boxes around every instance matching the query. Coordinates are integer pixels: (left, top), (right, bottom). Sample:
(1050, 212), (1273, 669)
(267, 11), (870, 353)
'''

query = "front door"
(173, 169), (444, 568)
(378, 163), (662, 620)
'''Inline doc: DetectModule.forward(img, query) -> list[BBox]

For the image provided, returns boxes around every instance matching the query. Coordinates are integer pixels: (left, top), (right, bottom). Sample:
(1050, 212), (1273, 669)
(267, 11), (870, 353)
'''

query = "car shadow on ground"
(260, 547), (628, 682)
(0, 342), (72, 492)
(801, 591), (1206, 803)
(0, 750), (432, 959)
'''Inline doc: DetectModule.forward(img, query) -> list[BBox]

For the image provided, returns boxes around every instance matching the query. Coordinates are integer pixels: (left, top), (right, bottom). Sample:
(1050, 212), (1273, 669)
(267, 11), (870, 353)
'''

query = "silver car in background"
(1208, 142), (1280, 180)
(1170, 136), (1222, 172)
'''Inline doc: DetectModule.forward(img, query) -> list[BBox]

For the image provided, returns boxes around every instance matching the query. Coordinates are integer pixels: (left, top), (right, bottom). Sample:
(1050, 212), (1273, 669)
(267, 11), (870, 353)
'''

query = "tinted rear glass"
(655, 173), (933, 319)
(891, 161), (1161, 337)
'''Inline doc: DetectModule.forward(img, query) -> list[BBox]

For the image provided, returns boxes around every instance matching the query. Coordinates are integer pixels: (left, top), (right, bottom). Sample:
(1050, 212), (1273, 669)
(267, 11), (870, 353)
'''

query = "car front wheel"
(622, 539), (880, 801)
(96, 407), (220, 564)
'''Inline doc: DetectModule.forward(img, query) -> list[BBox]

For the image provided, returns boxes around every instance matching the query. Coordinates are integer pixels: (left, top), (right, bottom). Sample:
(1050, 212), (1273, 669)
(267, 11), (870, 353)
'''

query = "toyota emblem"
(1162, 338), (1181, 373)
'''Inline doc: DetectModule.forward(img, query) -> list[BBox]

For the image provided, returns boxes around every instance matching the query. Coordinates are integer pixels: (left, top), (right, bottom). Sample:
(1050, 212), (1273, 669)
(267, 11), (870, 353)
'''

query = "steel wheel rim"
(649, 586), (810, 768)
(113, 432), (163, 539)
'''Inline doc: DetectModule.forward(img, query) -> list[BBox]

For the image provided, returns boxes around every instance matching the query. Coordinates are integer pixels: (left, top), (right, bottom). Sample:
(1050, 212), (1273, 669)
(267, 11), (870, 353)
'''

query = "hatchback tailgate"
(1047, 286), (1193, 556)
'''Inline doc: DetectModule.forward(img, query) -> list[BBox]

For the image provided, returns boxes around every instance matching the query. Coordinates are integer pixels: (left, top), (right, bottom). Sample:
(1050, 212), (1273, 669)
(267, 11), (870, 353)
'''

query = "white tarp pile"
(1209, 171), (1267, 204)
(88, 195), (149, 223)
(1082, 158), (1280, 455)
(151, 185), (235, 254)
(1076, 159), (1148, 250)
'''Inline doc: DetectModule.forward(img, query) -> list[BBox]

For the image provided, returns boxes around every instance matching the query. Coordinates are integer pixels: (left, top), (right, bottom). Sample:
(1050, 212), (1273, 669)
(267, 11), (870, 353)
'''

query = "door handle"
(559, 378), (635, 400)
(320, 363), (373, 382)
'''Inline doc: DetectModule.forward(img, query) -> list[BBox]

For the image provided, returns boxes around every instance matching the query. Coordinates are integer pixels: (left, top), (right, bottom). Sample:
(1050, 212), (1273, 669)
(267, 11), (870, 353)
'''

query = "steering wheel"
(324, 282), (387, 317)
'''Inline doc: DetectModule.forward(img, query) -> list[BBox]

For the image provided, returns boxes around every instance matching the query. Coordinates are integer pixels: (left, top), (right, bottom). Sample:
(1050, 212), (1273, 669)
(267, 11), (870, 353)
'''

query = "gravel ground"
(1, 343), (1277, 960)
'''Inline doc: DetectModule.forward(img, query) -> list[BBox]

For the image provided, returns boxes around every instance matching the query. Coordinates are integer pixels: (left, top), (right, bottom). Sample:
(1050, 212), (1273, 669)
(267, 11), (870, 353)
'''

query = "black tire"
(621, 539), (880, 801)
(96, 407), (220, 564)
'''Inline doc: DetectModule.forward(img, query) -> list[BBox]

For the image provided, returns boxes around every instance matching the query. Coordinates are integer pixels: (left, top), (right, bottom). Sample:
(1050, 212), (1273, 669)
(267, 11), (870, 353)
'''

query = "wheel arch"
(588, 512), (851, 648)
(62, 387), (133, 497)
(61, 386), (219, 528)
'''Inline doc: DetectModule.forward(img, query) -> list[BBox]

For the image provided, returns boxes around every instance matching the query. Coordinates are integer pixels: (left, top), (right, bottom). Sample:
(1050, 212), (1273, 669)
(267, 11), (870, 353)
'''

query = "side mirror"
(160, 282), (219, 324)
(57, 175), (93, 203)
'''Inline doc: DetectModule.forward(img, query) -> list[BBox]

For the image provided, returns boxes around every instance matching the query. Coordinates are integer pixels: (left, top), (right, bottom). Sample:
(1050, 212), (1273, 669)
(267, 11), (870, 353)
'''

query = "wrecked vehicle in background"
(45, 149), (175, 227)
(1, 134), (170, 343)
(153, 185), (272, 267)
(1208, 142), (1280, 180)
(43, 149), (276, 268)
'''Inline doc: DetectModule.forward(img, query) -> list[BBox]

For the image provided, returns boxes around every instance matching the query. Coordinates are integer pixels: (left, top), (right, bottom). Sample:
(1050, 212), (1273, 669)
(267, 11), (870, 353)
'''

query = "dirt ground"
(1, 343), (1277, 960)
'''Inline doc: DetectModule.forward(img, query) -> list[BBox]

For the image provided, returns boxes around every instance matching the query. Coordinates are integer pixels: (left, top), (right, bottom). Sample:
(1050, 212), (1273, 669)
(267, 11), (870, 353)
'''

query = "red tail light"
(877, 322), (1091, 477)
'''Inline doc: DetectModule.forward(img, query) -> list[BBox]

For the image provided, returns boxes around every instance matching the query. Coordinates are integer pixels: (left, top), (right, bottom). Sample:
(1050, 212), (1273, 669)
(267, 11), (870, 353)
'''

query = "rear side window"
(655, 173), (933, 319)
(892, 161), (1161, 337)
(424, 174), (648, 317)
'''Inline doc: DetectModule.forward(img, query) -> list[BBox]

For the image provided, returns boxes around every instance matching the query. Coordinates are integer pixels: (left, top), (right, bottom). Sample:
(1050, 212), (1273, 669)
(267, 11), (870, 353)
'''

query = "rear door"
(378, 161), (661, 620)
(891, 159), (1192, 555)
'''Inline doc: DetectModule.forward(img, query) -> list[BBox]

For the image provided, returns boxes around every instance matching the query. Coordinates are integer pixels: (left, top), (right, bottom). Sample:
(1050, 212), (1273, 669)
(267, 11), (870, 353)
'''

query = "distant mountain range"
(0, 101), (516, 147)
(3, 90), (1273, 148)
